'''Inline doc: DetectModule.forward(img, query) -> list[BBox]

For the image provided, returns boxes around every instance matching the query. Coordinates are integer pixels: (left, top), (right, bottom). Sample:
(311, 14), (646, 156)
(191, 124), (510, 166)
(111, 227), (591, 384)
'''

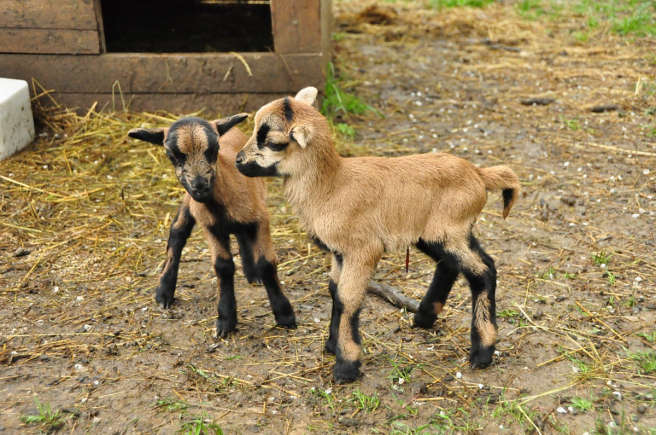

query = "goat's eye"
(266, 142), (288, 152)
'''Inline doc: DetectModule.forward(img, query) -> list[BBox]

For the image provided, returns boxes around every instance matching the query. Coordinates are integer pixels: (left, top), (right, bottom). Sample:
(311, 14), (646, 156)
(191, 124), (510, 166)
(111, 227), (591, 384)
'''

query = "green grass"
(561, 116), (580, 131)
(637, 330), (656, 343)
(321, 63), (379, 120)
(387, 357), (414, 384)
(592, 250), (613, 266)
(351, 388), (381, 413)
(179, 413), (223, 435)
(20, 398), (66, 433)
(311, 387), (337, 412)
(628, 350), (656, 375)
(430, 0), (495, 8)
(155, 397), (189, 413)
(512, 0), (656, 38)
(570, 396), (594, 412)
(335, 122), (356, 139)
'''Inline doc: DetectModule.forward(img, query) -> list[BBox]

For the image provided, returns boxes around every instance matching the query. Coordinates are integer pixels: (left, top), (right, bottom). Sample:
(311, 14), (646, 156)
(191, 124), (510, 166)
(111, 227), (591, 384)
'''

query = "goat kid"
(128, 115), (296, 336)
(235, 88), (520, 383)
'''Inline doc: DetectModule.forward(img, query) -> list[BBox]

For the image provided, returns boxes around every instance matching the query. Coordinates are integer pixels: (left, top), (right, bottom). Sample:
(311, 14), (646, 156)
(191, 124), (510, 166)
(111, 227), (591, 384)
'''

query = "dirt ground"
(1, 1), (656, 434)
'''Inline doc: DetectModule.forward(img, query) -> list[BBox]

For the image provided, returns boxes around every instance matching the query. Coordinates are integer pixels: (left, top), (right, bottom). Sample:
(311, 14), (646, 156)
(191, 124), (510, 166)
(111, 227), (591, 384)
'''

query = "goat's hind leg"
(156, 198), (195, 308)
(413, 239), (459, 329)
(252, 222), (296, 329)
(461, 236), (498, 369)
(325, 252), (343, 355)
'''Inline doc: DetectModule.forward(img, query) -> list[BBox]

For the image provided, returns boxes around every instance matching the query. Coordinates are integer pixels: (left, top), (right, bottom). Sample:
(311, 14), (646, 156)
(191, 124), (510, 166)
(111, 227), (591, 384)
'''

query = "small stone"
(556, 406), (567, 414)
(556, 296), (566, 302)
(637, 405), (647, 414)
(13, 247), (30, 257)
(444, 375), (454, 381)
(455, 372), (462, 379)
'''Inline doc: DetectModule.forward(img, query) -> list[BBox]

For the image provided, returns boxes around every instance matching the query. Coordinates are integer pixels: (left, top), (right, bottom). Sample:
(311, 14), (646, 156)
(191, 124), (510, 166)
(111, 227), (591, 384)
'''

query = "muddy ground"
(1, 1), (655, 434)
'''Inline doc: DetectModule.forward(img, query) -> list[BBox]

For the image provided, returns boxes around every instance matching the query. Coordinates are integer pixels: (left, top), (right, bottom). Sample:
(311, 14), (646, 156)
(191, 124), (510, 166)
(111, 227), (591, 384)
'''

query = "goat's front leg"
(333, 253), (378, 384)
(204, 228), (237, 337)
(251, 221), (296, 328)
(325, 252), (343, 355)
(155, 198), (195, 308)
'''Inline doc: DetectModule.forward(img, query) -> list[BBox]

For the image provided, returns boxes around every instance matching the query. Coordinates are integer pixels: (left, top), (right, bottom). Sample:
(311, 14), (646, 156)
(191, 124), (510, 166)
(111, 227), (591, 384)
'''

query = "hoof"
(275, 313), (297, 329)
(155, 289), (175, 309)
(247, 277), (263, 285)
(412, 311), (436, 329)
(216, 318), (238, 338)
(324, 339), (337, 355)
(469, 345), (494, 369)
(333, 360), (362, 384)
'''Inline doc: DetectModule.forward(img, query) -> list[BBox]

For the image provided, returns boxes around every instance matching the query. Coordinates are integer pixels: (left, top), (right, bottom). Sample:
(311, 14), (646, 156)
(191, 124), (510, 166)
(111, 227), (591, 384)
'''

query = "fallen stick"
(367, 281), (420, 312)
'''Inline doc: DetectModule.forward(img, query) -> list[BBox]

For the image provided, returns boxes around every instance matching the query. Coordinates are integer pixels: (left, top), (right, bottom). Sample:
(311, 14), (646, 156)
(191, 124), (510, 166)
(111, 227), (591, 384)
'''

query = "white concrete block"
(0, 78), (35, 161)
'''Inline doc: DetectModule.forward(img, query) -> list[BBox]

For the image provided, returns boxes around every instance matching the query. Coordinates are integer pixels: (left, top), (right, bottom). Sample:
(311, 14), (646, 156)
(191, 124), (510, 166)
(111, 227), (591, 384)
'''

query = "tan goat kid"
(128, 115), (296, 337)
(236, 88), (521, 383)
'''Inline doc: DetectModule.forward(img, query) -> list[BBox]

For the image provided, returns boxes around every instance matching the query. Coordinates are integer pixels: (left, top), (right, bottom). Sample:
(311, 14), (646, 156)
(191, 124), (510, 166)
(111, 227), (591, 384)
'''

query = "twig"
(367, 281), (420, 312)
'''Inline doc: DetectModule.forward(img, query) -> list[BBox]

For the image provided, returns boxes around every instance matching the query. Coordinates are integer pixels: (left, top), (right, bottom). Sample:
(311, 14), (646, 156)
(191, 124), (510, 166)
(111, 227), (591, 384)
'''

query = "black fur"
(155, 206), (196, 308)
(283, 96), (294, 122)
(256, 257), (296, 328)
(333, 357), (362, 385)
(215, 114), (248, 136)
(413, 239), (460, 329)
(325, 279), (340, 355)
(256, 124), (270, 147)
(502, 188), (514, 212)
(236, 161), (280, 178)
(128, 128), (165, 145)
(214, 254), (237, 337)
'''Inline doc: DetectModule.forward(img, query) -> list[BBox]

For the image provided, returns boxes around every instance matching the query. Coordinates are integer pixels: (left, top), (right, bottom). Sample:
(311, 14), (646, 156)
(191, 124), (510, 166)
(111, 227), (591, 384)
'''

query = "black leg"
(215, 254), (237, 337)
(155, 201), (195, 308)
(413, 239), (459, 329)
(256, 257), (296, 328)
(325, 279), (340, 355)
(463, 236), (498, 369)
(325, 252), (343, 355)
(236, 228), (261, 285)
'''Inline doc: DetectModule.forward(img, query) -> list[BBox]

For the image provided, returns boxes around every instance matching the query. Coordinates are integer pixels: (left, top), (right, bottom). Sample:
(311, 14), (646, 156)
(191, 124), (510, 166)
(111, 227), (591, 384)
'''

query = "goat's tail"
(480, 166), (521, 219)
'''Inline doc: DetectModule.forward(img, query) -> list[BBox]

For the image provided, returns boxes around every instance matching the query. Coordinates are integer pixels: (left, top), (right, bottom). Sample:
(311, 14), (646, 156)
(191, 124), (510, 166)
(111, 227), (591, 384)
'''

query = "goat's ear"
(294, 87), (318, 106)
(289, 125), (314, 149)
(211, 113), (249, 136)
(128, 128), (167, 145)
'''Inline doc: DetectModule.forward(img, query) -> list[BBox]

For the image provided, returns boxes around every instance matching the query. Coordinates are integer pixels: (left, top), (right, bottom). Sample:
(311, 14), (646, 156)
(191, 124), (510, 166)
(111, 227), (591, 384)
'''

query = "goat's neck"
(210, 155), (237, 203)
(283, 138), (342, 223)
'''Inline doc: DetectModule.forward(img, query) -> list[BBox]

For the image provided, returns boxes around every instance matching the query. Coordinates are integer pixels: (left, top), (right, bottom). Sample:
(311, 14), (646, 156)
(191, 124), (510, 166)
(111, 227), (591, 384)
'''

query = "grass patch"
(180, 413), (223, 435)
(592, 250), (613, 266)
(430, 0), (495, 9)
(351, 388), (381, 413)
(628, 350), (656, 375)
(321, 63), (379, 120)
(20, 398), (66, 433)
(570, 396), (594, 412)
(637, 330), (656, 343)
(155, 397), (189, 413)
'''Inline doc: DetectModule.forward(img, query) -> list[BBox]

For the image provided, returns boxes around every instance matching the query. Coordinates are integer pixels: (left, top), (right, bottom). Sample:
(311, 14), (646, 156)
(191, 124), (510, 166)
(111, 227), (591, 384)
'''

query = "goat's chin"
(236, 162), (280, 178)
(189, 192), (211, 203)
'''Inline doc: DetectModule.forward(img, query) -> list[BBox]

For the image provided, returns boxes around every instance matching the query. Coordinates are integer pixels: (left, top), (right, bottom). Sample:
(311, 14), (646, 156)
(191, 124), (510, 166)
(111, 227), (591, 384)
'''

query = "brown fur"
(236, 87), (520, 380)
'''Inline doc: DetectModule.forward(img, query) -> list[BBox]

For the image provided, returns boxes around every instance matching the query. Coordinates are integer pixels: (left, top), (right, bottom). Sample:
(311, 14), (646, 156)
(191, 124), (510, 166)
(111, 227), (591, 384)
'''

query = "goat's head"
(129, 115), (247, 202)
(236, 87), (327, 178)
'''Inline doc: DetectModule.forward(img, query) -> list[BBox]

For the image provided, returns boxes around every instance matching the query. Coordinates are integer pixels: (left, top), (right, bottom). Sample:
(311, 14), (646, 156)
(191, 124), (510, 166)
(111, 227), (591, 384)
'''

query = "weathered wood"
(0, 29), (99, 54)
(39, 92), (290, 115)
(92, 0), (106, 53)
(271, 0), (322, 54)
(321, 0), (332, 60)
(0, 53), (324, 93)
(367, 281), (420, 313)
(0, 0), (98, 30)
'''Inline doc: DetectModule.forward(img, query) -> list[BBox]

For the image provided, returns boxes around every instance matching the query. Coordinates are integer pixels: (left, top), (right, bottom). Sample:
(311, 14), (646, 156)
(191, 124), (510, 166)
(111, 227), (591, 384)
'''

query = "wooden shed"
(0, 0), (331, 114)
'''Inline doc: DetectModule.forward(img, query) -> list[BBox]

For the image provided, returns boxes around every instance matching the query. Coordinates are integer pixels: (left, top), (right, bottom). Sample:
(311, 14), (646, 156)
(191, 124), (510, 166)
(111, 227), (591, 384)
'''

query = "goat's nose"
(191, 177), (208, 192)
(235, 151), (245, 165)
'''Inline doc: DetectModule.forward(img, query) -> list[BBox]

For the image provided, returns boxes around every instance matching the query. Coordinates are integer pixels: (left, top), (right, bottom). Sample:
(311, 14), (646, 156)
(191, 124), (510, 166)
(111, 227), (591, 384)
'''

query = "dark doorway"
(100, 0), (274, 53)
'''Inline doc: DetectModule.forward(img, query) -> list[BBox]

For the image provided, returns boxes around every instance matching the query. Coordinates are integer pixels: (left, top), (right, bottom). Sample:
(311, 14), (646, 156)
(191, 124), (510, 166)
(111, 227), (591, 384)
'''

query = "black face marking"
(256, 124), (271, 147)
(236, 161), (280, 178)
(283, 97), (294, 123)
(266, 141), (289, 152)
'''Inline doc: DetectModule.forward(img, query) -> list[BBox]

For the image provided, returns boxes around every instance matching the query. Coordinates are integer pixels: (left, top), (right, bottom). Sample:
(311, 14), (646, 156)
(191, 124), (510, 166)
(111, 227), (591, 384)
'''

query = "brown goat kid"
(128, 116), (296, 336)
(235, 88), (521, 383)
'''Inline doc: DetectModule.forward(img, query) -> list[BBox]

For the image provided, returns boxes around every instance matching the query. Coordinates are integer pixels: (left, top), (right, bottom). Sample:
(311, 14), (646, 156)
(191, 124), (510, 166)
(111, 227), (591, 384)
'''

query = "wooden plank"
(0, 29), (99, 54)
(92, 0), (106, 53)
(271, 0), (322, 54)
(40, 92), (290, 115)
(0, 53), (323, 93)
(321, 0), (332, 60)
(0, 0), (98, 30)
